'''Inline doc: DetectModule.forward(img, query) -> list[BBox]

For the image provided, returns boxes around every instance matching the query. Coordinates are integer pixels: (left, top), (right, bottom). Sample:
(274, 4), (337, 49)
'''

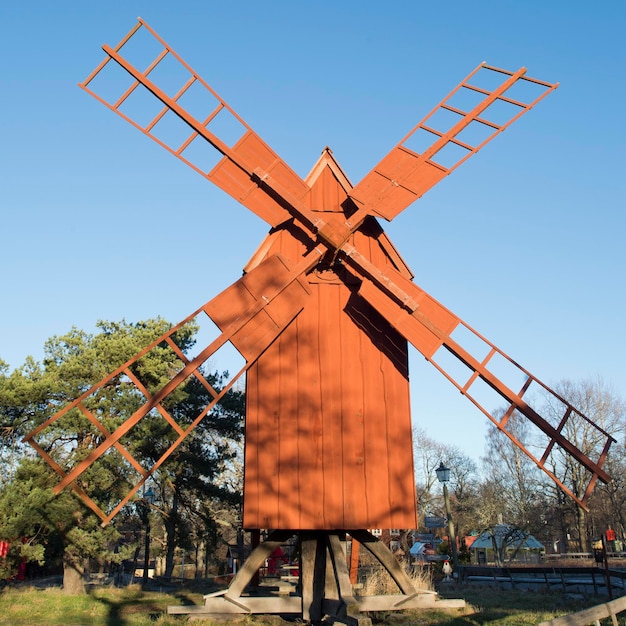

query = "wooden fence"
(458, 566), (626, 595)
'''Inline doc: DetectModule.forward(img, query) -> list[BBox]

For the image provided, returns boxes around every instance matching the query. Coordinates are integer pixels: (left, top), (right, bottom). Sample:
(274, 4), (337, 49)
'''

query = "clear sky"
(1, 1), (624, 466)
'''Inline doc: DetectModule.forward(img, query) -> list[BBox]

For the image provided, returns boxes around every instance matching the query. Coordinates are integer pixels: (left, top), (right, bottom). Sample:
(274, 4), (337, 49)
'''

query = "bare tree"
(543, 377), (625, 552)
(481, 410), (545, 527)
(412, 426), (447, 525)
(595, 451), (626, 543)
(413, 427), (479, 542)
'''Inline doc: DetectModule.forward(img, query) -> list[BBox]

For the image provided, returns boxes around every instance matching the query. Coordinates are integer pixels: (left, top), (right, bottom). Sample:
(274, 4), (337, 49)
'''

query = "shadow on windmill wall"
(242, 271), (416, 531)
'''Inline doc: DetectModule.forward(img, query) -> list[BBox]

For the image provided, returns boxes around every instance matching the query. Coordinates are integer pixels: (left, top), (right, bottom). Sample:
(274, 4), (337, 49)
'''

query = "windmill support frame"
(167, 530), (464, 622)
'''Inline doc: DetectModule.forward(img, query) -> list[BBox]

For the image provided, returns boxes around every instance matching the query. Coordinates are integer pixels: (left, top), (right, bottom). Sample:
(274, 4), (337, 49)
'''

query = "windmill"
(25, 18), (614, 621)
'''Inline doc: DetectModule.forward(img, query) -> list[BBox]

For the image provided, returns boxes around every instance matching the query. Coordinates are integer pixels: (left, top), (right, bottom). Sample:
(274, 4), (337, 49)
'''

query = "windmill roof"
(304, 146), (354, 192)
(244, 148), (414, 280)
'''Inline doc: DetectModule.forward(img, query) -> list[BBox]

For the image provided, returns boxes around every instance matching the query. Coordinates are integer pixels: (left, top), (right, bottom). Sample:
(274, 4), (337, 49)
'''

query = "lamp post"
(142, 486), (155, 588)
(435, 461), (459, 571)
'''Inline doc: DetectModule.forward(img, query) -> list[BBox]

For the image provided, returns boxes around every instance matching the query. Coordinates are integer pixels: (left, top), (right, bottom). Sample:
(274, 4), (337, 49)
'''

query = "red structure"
(242, 149), (415, 531)
(24, 18), (615, 620)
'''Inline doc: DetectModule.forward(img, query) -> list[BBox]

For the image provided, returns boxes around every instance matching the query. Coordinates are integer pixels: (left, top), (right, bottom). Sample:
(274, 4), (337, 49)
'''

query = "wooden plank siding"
(242, 150), (417, 530)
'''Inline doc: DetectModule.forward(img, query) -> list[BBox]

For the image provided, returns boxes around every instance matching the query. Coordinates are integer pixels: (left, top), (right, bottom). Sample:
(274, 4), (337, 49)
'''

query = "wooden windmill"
(25, 18), (615, 621)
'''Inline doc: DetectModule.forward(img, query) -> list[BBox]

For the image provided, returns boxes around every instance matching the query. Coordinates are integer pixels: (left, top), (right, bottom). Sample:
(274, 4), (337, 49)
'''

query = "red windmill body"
(242, 150), (416, 531)
(24, 18), (615, 620)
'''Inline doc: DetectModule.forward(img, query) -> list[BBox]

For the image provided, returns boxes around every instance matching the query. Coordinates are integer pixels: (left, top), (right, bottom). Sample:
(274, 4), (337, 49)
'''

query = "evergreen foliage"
(0, 319), (243, 591)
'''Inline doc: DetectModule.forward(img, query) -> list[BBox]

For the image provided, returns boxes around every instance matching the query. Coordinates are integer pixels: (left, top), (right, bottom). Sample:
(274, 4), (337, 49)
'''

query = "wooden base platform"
(168, 530), (464, 623)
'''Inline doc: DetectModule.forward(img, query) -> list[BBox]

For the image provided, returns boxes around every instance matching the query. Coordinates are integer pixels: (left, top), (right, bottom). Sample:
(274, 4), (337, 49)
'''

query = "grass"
(0, 586), (195, 626)
(0, 583), (611, 625)
(428, 586), (601, 625)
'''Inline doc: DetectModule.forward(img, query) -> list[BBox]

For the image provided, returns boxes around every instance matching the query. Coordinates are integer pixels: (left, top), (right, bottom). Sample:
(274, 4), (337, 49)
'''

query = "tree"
(543, 377), (625, 552)
(413, 428), (479, 549)
(412, 427), (447, 524)
(137, 369), (244, 578)
(593, 450), (626, 544)
(479, 377), (625, 554)
(0, 318), (244, 591)
(481, 410), (545, 528)
(0, 357), (50, 480)
(0, 320), (175, 591)
(448, 452), (480, 543)
(0, 457), (134, 592)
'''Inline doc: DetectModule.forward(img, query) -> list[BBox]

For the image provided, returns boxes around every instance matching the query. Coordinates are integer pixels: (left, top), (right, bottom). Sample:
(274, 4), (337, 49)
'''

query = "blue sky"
(1, 1), (624, 465)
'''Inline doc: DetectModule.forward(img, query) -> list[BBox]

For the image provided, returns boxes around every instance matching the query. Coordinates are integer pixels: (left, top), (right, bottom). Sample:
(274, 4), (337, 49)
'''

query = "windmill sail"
(80, 18), (312, 229)
(349, 63), (558, 221)
(345, 251), (614, 509)
(24, 253), (314, 524)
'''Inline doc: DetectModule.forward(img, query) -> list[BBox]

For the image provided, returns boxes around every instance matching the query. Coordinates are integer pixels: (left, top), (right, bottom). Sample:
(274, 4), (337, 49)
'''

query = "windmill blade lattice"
(344, 250), (614, 509)
(80, 18), (310, 229)
(24, 253), (313, 524)
(349, 63), (558, 221)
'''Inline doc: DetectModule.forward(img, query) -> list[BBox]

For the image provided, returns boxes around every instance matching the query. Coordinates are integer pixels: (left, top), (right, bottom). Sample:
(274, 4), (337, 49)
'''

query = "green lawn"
(0, 584), (607, 625)
(0, 587), (188, 626)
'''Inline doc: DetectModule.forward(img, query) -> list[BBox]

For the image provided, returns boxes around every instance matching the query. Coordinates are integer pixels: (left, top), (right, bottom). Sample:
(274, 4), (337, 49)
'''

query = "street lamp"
(142, 486), (155, 587)
(435, 461), (459, 571)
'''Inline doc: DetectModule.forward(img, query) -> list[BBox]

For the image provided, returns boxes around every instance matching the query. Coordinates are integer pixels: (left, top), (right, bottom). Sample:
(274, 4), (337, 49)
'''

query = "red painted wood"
(349, 64), (558, 222)
(242, 151), (417, 530)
